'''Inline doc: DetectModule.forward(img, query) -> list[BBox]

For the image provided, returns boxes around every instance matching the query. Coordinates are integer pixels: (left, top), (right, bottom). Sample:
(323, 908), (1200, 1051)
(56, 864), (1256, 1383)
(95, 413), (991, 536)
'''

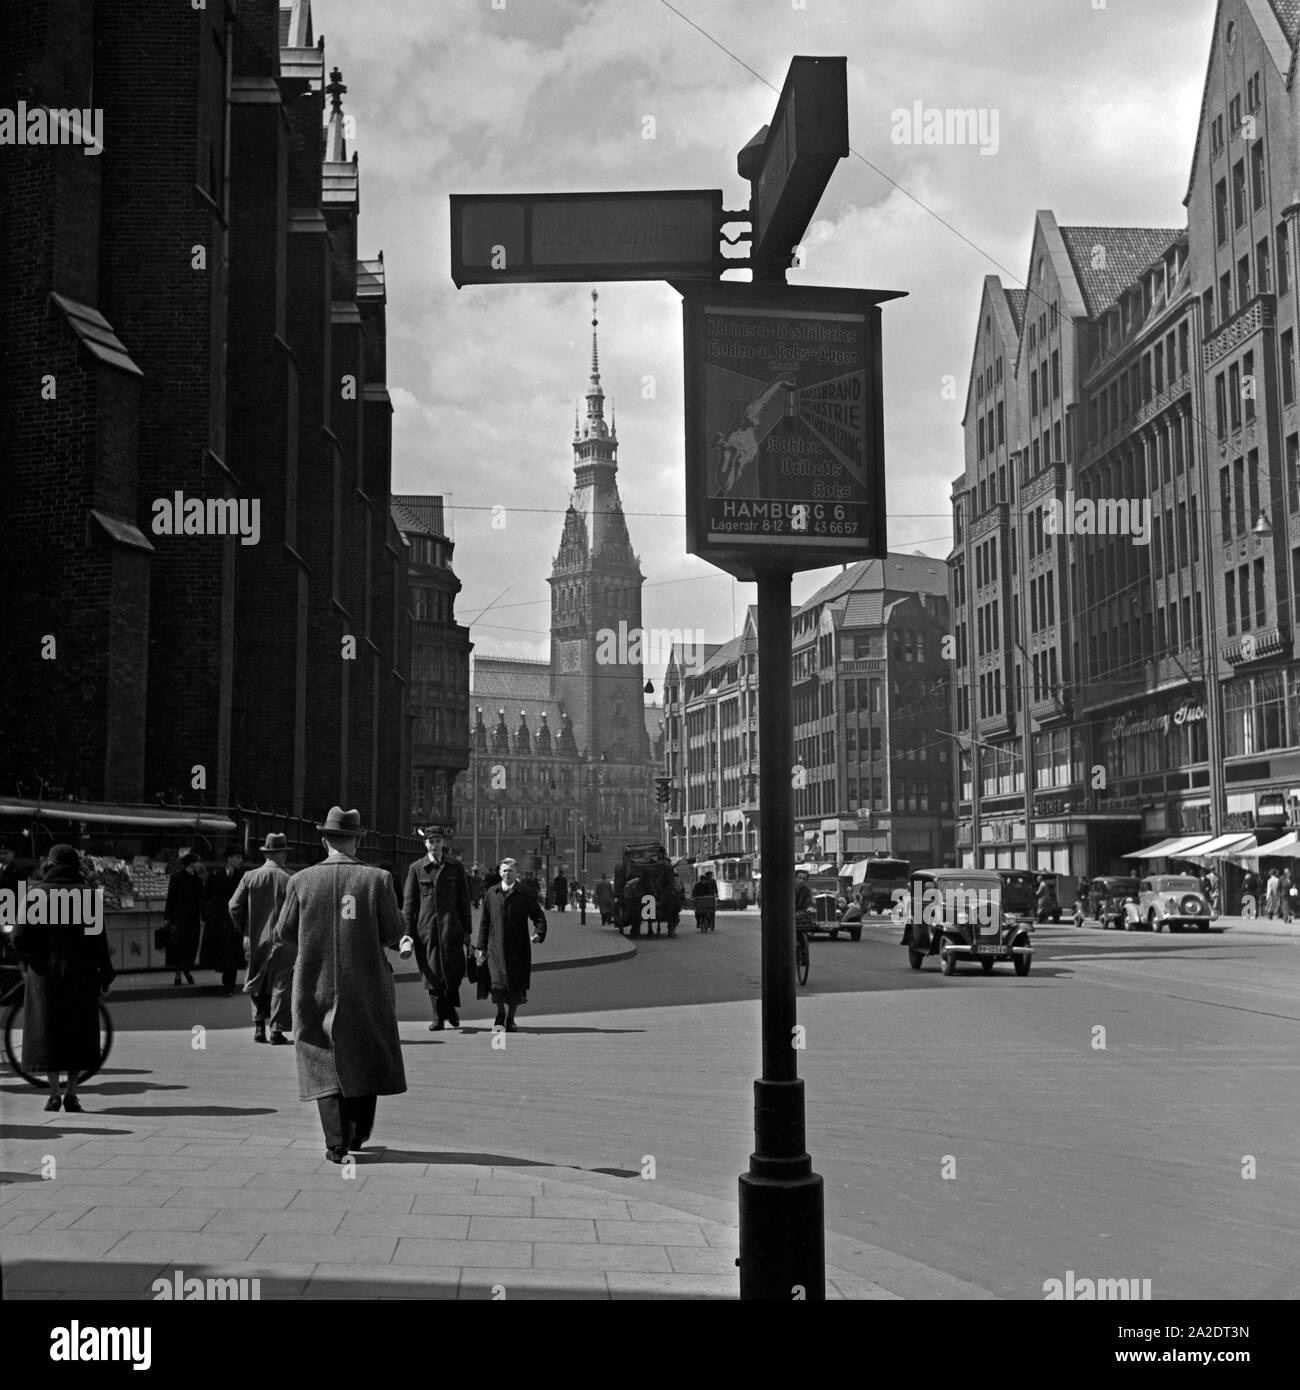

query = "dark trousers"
(316, 1094), (378, 1151)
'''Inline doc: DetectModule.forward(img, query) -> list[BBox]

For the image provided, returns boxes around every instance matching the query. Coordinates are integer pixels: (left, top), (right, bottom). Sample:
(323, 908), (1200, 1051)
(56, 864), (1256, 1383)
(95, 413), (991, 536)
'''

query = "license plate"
(976, 944), (1000, 955)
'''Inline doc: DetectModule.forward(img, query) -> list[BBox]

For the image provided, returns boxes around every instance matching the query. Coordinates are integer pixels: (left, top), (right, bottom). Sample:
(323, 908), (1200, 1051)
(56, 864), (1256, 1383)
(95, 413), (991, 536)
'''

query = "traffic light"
(655, 777), (671, 806)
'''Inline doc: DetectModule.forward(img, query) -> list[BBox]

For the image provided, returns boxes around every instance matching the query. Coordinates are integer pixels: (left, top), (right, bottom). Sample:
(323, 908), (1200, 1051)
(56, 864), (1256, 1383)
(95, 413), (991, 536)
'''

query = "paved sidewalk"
(107, 909), (636, 1002)
(0, 1115), (988, 1300)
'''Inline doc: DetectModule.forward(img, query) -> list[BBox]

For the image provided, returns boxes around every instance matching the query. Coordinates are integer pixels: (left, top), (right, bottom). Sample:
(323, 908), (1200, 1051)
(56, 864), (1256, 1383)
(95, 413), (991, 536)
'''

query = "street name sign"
(450, 191), (725, 286)
(681, 280), (902, 581)
(748, 57), (848, 275)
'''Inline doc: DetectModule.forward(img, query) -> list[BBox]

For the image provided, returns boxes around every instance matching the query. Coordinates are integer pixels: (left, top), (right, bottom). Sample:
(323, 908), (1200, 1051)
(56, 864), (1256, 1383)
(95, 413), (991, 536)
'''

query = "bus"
(692, 854), (755, 908)
(853, 855), (911, 914)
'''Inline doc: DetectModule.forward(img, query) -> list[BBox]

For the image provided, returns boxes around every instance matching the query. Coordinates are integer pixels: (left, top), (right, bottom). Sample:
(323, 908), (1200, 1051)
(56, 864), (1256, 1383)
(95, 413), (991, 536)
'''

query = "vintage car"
(1137, 875), (1213, 932)
(1088, 875), (1141, 930)
(900, 869), (1032, 976)
(800, 893), (863, 942)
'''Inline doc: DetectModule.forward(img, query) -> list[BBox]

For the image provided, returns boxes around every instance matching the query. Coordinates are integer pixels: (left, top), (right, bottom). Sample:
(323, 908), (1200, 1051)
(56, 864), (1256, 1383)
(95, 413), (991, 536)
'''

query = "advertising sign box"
(681, 281), (901, 580)
(451, 191), (724, 286)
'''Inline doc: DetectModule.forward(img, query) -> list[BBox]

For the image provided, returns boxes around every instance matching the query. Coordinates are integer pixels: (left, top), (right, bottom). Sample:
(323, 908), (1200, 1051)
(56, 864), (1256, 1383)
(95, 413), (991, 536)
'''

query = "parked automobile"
(1088, 875), (1140, 930)
(900, 868), (1033, 976)
(1137, 875), (1213, 932)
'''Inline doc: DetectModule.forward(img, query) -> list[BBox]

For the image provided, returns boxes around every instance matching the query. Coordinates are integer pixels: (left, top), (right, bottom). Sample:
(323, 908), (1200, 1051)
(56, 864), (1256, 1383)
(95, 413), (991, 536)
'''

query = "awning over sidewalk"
(1249, 831), (1300, 858)
(1124, 834), (1214, 860)
(1186, 833), (1258, 860)
(0, 795), (236, 834)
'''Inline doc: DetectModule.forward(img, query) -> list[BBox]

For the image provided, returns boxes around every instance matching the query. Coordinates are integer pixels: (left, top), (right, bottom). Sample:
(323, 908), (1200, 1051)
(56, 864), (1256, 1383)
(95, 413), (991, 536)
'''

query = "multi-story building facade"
(0, 0), (414, 847)
(393, 496), (472, 831)
(951, 0), (1300, 875)
(660, 555), (953, 867)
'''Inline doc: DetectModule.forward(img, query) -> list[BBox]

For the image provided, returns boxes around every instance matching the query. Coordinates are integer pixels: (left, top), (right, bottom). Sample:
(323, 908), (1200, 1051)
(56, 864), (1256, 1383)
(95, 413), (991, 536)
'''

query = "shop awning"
(0, 795), (236, 834)
(1249, 831), (1300, 859)
(1186, 833), (1258, 860)
(1123, 834), (1214, 860)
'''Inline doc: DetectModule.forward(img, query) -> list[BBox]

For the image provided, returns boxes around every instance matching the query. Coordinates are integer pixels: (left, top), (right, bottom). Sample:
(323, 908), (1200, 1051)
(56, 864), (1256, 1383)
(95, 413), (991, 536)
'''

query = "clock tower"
(549, 292), (650, 765)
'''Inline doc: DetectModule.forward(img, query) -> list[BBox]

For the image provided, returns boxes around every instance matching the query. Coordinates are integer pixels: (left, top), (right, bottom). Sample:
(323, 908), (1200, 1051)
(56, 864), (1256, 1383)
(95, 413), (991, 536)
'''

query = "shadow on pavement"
(0, 1125), (135, 1140)
(92, 1105), (279, 1117)
(1, 1259), (732, 1300)
(457, 1025), (645, 1036)
(361, 1148), (639, 1178)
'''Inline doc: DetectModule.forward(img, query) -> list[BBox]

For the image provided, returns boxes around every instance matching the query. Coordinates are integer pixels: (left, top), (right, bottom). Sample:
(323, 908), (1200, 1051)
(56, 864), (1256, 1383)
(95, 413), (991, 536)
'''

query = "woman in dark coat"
(12, 845), (114, 1111)
(475, 858), (546, 1031)
(163, 852), (204, 985)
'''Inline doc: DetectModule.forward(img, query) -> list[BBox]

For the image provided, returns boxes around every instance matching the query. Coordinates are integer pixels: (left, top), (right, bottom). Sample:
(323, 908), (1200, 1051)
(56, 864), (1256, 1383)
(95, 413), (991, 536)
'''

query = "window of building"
(1179, 321), (1190, 375)
(1203, 288), (1215, 334)
(1030, 370), (1038, 415)
(1215, 373), (1228, 437)
(1229, 91), (1241, 132)
(1215, 179), (1228, 244)
(1220, 270), (1232, 321)
(1239, 563), (1252, 632)
(1251, 139), (1266, 210)
(1229, 361), (1242, 430)
(1051, 350), (1060, 400)
(1257, 237), (1271, 294)
(1211, 113), (1225, 155)
(1279, 223), (1292, 296)
(1283, 331), (1296, 406)
(1243, 354), (1256, 424)
(1232, 159), (1246, 227)
(1288, 434), (1300, 513)
(1237, 253), (1252, 307)
(1247, 71), (1260, 112)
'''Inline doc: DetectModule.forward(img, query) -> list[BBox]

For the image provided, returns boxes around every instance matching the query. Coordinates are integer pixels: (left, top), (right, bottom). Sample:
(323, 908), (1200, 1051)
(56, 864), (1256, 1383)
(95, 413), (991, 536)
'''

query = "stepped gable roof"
(1058, 226), (1183, 317)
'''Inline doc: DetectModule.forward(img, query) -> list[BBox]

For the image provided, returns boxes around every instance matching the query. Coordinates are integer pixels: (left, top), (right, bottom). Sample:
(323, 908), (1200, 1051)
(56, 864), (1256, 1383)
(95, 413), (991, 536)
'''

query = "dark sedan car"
(1088, 875), (1140, 930)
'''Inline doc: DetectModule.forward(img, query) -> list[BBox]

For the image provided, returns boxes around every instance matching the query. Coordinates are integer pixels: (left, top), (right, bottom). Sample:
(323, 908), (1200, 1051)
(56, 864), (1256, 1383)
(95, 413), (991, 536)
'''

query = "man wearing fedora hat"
(273, 807), (407, 1161)
(230, 833), (293, 1045)
(403, 823), (471, 1031)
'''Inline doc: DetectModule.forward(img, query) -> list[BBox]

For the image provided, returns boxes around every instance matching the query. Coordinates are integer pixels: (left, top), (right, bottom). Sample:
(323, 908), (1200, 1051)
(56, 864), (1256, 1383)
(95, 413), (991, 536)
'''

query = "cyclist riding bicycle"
(691, 869), (718, 931)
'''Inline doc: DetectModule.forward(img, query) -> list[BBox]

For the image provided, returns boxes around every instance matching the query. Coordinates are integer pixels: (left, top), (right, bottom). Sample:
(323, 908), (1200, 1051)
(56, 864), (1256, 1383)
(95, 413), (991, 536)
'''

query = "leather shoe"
(269, 1031), (290, 1045)
(447, 1009), (460, 1028)
(429, 1019), (445, 1031)
(505, 1020), (518, 1033)
(62, 1096), (84, 1113)
(254, 1023), (267, 1043)
(44, 1096), (61, 1112)
(324, 1145), (348, 1164)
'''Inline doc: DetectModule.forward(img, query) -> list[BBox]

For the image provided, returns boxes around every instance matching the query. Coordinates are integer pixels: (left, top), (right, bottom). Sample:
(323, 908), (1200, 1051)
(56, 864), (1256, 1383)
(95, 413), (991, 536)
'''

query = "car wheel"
(850, 927), (862, 942)
(908, 949), (925, 971)
(1198, 922), (1209, 932)
(1014, 953), (1032, 977)
(940, 944), (957, 976)
(980, 959), (995, 974)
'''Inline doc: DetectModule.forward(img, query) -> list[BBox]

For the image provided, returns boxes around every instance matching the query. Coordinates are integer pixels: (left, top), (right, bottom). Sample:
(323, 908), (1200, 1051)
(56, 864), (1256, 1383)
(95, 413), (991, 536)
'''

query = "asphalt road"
(35, 911), (1300, 1299)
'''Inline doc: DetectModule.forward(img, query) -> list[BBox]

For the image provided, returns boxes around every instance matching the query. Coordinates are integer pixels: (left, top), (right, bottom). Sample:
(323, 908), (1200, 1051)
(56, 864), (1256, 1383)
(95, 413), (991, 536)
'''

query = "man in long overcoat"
(12, 844), (115, 1111)
(201, 847), (245, 996)
(230, 832), (293, 1044)
(552, 871), (569, 912)
(403, 825), (471, 1031)
(273, 807), (407, 1161)
(475, 857), (546, 1031)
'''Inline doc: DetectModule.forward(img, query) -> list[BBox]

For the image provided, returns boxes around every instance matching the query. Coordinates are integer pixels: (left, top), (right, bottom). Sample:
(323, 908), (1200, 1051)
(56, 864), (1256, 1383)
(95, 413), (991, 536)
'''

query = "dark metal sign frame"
(450, 190), (727, 286)
(680, 280), (902, 581)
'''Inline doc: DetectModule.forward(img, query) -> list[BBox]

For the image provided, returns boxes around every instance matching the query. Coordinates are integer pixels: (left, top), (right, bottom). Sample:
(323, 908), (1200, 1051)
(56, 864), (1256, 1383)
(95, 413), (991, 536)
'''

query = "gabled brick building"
(0, 0), (414, 847)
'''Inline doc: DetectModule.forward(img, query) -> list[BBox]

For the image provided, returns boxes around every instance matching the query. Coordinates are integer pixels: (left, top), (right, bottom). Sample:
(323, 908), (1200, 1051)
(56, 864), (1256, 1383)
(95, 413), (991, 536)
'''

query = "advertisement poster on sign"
(682, 282), (897, 579)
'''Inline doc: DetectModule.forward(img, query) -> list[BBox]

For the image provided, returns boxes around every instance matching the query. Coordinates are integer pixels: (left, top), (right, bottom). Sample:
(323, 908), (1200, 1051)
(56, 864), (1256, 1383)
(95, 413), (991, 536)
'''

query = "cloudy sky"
(313, 0), (1215, 680)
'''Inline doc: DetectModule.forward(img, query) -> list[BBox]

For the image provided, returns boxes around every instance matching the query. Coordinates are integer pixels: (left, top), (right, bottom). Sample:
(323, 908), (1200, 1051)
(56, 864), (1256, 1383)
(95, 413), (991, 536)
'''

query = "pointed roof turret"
(582, 290), (610, 440)
(325, 65), (348, 161)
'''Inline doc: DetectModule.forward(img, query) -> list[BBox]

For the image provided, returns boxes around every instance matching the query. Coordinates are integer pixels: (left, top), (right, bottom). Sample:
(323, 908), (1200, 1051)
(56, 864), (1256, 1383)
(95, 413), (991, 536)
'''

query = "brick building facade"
(0, 0), (413, 846)
(950, 0), (1300, 876)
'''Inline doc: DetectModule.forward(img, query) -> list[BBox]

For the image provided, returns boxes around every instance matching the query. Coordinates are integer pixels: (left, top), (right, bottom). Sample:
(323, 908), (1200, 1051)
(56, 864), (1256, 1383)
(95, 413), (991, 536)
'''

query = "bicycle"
(1, 967), (114, 1087)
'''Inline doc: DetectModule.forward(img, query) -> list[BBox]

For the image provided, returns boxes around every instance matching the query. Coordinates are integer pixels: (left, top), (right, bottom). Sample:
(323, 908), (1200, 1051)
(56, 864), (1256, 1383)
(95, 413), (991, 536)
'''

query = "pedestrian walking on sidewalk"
(230, 833), (293, 1045)
(1266, 868), (1281, 918)
(273, 807), (407, 1162)
(475, 858), (546, 1032)
(1284, 868), (1297, 924)
(552, 871), (569, 912)
(163, 852), (204, 986)
(12, 844), (114, 1112)
(201, 847), (246, 996)
(595, 873), (614, 925)
(403, 824), (471, 1031)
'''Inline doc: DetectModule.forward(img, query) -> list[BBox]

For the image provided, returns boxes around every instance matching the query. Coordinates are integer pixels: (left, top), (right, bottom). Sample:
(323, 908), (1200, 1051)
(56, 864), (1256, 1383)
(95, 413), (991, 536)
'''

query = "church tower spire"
(549, 290), (648, 767)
